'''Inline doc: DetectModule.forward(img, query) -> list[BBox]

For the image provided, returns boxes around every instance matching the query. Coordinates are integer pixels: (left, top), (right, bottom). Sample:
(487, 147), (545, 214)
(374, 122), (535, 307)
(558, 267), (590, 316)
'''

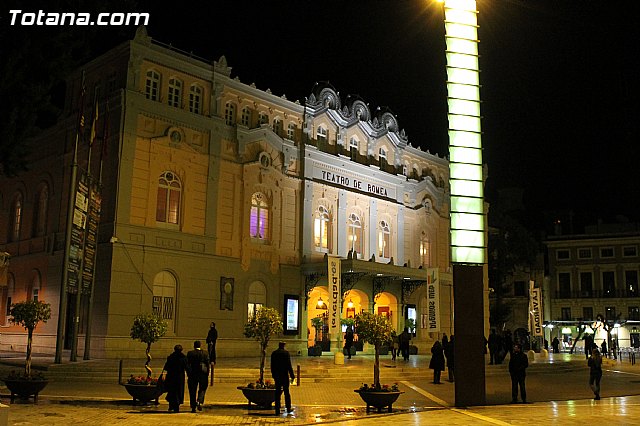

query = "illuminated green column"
(443, 0), (486, 407)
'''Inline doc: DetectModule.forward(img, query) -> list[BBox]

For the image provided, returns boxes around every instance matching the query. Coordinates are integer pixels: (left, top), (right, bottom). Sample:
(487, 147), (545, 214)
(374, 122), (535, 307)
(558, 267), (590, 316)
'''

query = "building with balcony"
(0, 27), (480, 358)
(544, 222), (640, 351)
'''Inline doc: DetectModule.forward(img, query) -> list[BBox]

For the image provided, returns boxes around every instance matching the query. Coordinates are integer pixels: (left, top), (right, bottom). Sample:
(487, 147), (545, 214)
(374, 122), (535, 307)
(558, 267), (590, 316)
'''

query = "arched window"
(145, 70), (160, 101)
(33, 184), (48, 237)
(241, 107), (252, 127)
(2, 273), (14, 325)
(9, 193), (22, 242)
(28, 270), (41, 301)
(247, 281), (267, 320)
(420, 232), (431, 267)
(225, 102), (236, 125)
(378, 147), (387, 161)
(156, 172), (181, 225)
(378, 220), (390, 259)
(189, 84), (202, 114)
(314, 205), (332, 252)
(317, 126), (327, 143)
(287, 123), (296, 140)
(272, 118), (283, 136)
(168, 77), (182, 107)
(250, 192), (269, 241)
(347, 213), (363, 258)
(153, 271), (177, 332)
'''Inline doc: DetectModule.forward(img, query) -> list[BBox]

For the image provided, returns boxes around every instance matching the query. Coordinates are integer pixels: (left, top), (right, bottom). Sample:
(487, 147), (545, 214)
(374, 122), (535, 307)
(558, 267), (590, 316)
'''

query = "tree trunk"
(259, 343), (267, 384)
(26, 328), (33, 377)
(374, 344), (380, 389)
(145, 342), (152, 378)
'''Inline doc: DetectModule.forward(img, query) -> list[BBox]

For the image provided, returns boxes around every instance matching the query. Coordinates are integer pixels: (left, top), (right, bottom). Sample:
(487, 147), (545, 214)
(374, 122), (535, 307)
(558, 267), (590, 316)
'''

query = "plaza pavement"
(1, 351), (640, 425)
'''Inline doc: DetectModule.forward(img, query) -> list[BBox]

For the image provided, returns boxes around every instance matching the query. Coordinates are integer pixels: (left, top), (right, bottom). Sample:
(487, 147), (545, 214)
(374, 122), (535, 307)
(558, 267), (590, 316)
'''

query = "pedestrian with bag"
(588, 348), (603, 400)
(509, 343), (528, 403)
(163, 344), (188, 413)
(271, 341), (295, 415)
(186, 340), (210, 412)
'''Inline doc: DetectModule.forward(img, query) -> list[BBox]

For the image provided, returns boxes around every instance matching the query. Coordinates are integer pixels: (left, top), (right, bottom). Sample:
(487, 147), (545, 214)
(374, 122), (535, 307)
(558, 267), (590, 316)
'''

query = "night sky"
(8, 0), (640, 231)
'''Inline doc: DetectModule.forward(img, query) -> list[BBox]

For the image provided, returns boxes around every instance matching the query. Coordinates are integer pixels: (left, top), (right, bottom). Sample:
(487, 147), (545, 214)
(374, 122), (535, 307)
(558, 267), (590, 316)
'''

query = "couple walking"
(163, 340), (210, 413)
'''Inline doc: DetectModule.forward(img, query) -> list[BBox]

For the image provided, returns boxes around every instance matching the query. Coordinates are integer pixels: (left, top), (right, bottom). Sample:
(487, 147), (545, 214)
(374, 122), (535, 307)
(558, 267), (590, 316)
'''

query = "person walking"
(163, 344), (188, 413)
(399, 327), (411, 361)
(444, 335), (455, 382)
(611, 339), (617, 360)
(584, 334), (594, 360)
(391, 331), (399, 361)
(588, 348), (603, 400)
(429, 340), (445, 384)
(509, 343), (528, 404)
(488, 329), (500, 365)
(206, 322), (218, 365)
(551, 337), (560, 354)
(186, 340), (210, 412)
(344, 326), (354, 360)
(600, 339), (608, 358)
(271, 341), (295, 415)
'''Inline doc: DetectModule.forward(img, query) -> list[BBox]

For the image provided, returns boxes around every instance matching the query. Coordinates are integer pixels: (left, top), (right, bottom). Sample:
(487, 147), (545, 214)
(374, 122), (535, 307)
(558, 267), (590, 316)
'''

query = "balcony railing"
(555, 289), (640, 299)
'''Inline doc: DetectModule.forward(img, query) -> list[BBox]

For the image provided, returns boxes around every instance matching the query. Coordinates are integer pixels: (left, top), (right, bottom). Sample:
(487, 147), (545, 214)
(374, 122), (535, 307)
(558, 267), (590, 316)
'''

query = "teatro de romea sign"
(314, 164), (396, 199)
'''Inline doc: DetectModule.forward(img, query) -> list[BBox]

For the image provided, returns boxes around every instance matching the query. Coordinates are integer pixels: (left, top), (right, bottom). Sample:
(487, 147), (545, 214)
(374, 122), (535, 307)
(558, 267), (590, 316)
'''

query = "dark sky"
(8, 0), (640, 230)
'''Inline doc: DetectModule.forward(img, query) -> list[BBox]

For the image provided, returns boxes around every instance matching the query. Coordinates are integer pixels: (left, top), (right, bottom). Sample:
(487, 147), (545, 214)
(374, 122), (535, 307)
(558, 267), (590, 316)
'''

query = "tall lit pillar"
(442, 0), (486, 406)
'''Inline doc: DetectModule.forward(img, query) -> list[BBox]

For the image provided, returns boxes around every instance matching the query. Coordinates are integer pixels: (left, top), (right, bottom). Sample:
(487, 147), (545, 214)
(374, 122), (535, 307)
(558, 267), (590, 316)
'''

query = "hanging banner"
(67, 173), (89, 293)
(426, 268), (440, 332)
(328, 257), (341, 334)
(81, 181), (102, 295)
(531, 287), (543, 336)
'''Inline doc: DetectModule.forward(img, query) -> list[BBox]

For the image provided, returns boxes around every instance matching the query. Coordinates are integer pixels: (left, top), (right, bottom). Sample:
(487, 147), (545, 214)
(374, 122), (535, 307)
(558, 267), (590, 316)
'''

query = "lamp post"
(440, 0), (487, 406)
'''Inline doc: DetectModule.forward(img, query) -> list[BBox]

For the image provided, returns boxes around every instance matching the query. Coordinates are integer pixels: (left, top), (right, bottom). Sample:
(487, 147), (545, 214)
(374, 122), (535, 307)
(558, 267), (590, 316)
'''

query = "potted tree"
(3, 300), (51, 403)
(124, 313), (168, 404)
(353, 311), (404, 413)
(308, 317), (323, 356)
(237, 306), (283, 408)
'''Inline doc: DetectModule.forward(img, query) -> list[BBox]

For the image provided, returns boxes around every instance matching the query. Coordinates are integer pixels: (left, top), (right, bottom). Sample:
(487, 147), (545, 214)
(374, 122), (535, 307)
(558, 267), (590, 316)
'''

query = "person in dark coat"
(271, 341), (295, 415)
(429, 340), (445, 384)
(344, 326), (354, 360)
(488, 329), (500, 365)
(588, 348), (603, 400)
(163, 344), (188, 413)
(186, 340), (210, 412)
(509, 343), (528, 403)
(584, 334), (594, 360)
(444, 335), (455, 382)
(600, 340), (608, 358)
(551, 337), (560, 354)
(206, 322), (218, 365)
(399, 327), (411, 361)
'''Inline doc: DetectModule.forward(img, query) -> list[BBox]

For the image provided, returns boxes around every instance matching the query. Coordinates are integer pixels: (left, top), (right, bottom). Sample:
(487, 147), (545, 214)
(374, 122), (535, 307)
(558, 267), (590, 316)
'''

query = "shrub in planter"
(129, 314), (168, 379)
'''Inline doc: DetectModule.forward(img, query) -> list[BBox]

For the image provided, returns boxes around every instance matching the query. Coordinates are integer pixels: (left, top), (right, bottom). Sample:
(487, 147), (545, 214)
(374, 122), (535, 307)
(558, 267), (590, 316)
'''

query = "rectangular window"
(579, 272), (593, 297)
(626, 270), (639, 297)
(168, 190), (180, 224)
(600, 247), (614, 258)
(623, 246), (638, 257)
(629, 307), (640, 321)
(556, 249), (570, 260)
(561, 307), (571, 321)
(514, 281), (526, 297)
(558, 273), (571, 298)
(602, 271), (615, 297)
(605, 306), (616, 320)
(582, 307), (593, 321)
(578, 248), (592, 259)
(156, 187), (167, 222)
(248, 302), (263, 320)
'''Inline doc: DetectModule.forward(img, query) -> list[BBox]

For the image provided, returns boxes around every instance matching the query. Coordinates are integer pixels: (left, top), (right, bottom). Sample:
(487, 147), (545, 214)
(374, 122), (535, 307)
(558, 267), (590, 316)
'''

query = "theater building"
(0, 28), (460, 358)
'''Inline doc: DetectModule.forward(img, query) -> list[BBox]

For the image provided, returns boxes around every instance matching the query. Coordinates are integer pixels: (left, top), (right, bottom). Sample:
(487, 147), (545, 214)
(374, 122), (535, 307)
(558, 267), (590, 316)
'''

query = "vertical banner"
(426, 268), (440, 332)
(531, 286), (543, 337)
(81, 181), (102, 295)
(67, 173), (89, 294)
(328, 257), (341, 335)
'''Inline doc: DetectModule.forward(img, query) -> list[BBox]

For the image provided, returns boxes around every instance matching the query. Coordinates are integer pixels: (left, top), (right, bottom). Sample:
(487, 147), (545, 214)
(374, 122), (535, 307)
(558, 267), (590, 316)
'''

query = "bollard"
(118, 359), (123, 384)
(296, 365), (300, 386)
